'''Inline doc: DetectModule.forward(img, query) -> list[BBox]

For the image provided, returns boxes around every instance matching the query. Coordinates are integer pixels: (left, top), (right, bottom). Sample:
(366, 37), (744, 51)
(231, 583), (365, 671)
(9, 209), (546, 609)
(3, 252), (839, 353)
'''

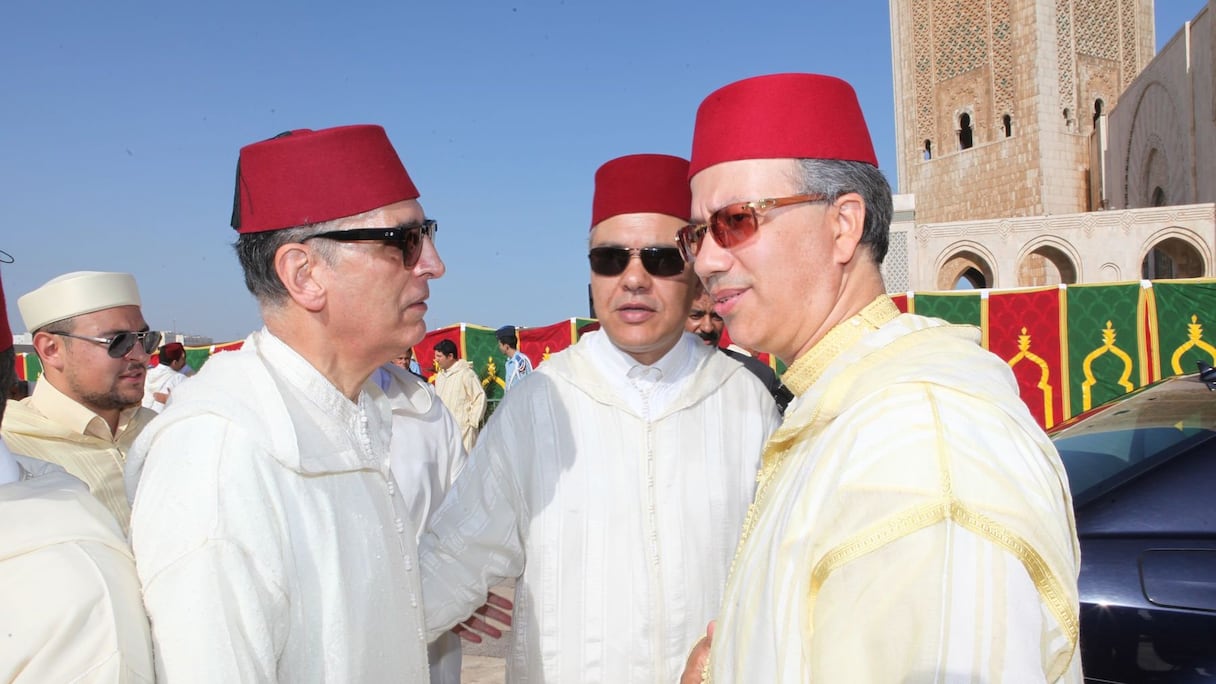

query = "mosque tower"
(890, 0), (1156, 224)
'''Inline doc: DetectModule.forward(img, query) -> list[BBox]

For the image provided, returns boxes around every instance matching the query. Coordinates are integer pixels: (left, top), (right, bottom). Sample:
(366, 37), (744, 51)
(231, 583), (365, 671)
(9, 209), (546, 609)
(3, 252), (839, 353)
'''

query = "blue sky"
(2, 1), (1208, 342)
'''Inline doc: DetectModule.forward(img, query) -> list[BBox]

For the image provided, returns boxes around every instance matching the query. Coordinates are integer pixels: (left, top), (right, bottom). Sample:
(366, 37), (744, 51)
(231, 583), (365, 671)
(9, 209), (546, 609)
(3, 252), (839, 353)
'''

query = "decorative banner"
(574, 317), (597, 339)
(1064, 283), (1148, 416)
(519, 320), (578, 366)
(719, 327), (777, 371)
(910, 291), (983, 326)
(415, 326), (462, 381)
(14, 352), (41, 383)
(1146, 279), (1216, 378)
(986, 287), (1064, 428)
(464, 325), (507, 405)
(15, 280), (1210, 430)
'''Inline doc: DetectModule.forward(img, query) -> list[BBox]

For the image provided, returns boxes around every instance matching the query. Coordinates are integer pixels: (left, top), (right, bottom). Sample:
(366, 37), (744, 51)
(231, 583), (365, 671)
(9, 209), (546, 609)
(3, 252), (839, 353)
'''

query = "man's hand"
(451, 590), (514, 643)
(680, 621), (715, 684)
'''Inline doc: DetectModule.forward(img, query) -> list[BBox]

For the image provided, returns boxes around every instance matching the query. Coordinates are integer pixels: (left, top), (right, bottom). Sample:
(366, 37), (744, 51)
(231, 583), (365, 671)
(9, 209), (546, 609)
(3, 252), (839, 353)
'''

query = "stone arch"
(958, 111), (974, 149)
(1140, 229), (1210, 280)
(935, 242), (998, 290)
(1017, 237), (1082, 286)
(1123, 80), (1188, 207)
(1098, 262), (1122, 282)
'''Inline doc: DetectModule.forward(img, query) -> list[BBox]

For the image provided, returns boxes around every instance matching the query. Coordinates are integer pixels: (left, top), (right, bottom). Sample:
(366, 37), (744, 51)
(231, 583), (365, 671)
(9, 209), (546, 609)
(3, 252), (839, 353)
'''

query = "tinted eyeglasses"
(676, 194), (828, 263)
(588, 246), (686, 277)
(307, 219), (438, 267)
(51, 330), (163, 358)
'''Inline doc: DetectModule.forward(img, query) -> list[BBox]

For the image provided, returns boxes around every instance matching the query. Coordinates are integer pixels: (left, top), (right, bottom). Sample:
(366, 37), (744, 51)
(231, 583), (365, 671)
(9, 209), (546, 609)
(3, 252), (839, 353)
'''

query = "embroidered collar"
(780, 295), (901, 395)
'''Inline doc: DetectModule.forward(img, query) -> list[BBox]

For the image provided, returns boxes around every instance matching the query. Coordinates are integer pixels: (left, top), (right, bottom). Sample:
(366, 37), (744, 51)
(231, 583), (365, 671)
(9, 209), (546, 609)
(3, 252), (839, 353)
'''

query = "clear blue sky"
(2, 1), (1207, 342)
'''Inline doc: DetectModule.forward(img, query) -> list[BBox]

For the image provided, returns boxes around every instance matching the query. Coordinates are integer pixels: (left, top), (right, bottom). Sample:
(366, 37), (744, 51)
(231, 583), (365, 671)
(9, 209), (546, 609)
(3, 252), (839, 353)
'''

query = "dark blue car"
(1050, 371), (1216, 682)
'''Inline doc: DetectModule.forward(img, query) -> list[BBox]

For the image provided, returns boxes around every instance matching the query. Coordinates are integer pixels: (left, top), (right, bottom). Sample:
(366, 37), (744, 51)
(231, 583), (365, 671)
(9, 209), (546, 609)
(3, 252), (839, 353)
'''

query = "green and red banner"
(12, 280), (1215, 430)
(1063, 282), (1149, 416)
(909, 291), (983, 326)
(986, 287), (1065, 428)
(1146, 279), (1216, 378)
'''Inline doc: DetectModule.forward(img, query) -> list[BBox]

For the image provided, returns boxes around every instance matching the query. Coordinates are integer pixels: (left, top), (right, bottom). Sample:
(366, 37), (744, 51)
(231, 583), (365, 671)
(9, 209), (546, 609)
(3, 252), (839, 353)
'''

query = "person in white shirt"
(0, 267), (155, 683)
(141, 341), (188, 412)
(126, 124), (447, 682)
(420, 153), (781, 682)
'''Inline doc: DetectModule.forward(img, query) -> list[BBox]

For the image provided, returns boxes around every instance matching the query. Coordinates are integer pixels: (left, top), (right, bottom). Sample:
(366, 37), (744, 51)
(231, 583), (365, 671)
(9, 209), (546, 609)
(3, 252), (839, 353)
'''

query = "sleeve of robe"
(802, 383), (1080, 682)
(418, 390), (531, 641)
(0, 496), (154, 683)
(130, 417), (291, 683)
(461, 371), (487, 435)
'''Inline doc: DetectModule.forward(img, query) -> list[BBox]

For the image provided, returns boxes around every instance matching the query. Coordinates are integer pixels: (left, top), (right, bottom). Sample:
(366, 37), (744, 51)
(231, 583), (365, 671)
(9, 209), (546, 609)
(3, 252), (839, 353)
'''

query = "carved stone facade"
(888, 0), (1215, 292)
(891, 0), (1155, 223)
(893, 202), (1214, 290)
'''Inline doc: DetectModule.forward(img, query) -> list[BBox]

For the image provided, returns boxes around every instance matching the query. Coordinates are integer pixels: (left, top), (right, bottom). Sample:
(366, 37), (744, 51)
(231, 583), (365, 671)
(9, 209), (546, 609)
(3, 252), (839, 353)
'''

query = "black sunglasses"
(307, 220), (438, 267)
(51, 329), (163, 358)
(588, 246), (687, 277)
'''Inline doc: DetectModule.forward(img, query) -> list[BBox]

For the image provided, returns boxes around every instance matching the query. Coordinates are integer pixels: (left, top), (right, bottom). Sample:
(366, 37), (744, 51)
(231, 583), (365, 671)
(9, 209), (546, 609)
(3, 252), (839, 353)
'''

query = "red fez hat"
(591, 154), (691, 228)
(689, 73), (878, 179)
(231, 125), (420, 234)
(0, 269), (11, 353)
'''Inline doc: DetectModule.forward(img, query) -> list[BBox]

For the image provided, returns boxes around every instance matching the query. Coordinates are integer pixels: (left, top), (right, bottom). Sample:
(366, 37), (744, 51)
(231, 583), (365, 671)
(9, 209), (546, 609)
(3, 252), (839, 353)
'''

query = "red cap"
(231, 125), (420, 234)
(591, 154), (691, 228)
(689, 73), (877, 179)
(160, 342), (185, 364)
(0, 269), (11, 353)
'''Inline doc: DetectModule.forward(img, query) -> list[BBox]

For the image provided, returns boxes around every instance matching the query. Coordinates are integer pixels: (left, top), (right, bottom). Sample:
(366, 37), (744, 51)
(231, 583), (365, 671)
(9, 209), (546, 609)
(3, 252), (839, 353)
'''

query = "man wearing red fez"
(679, 74), (1081, 682)
(125, 125), (470, 682)
(0, 268), (155, 681)
(141, 341), (189, 413)
(419, 153), (780, 682)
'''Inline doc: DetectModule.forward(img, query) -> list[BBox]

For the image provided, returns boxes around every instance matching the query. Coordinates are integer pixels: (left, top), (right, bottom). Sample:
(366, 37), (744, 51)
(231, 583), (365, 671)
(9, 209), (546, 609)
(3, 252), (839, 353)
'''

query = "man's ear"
(31, 331), (67, 372)
(828, 192), (867, 265)
(274, 242), (328, 313)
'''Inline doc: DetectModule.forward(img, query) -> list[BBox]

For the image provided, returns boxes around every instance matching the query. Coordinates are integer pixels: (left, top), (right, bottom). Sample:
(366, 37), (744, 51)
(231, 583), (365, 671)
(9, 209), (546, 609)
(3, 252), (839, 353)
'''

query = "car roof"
(1049, 373), (1215, 438)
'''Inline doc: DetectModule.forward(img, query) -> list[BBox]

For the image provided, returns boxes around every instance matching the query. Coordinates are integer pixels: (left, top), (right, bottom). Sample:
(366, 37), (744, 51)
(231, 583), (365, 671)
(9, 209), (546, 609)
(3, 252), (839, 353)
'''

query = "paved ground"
(457, 583), (512, 684)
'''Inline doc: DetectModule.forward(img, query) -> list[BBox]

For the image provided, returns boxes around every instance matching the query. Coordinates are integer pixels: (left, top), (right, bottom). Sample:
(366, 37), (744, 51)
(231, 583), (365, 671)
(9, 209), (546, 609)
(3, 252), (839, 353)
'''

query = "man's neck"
(265, 319), (375, 402)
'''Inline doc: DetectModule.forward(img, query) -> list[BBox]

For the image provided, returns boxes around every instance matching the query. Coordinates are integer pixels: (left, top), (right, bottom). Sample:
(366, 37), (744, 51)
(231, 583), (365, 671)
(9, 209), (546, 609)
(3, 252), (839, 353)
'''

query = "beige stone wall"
(1104, 1), (1214, 208)
(905, 203), (1215, 291)
(890, 0), (1154, 224)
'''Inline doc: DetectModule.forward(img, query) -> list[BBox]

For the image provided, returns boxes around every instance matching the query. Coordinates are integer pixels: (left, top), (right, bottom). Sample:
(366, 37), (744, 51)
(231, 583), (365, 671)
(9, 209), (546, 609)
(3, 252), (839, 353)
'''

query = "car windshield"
(1050, 374), (1216, 502)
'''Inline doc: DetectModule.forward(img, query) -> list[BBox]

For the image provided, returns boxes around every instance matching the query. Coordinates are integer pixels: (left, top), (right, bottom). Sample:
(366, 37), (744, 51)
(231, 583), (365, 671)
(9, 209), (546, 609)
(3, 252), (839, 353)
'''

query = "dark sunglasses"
(676, 194), (828, 262)
(307, 219), (438, 267)
(51, 329), (163, 358)
(588, 246), (687, 277)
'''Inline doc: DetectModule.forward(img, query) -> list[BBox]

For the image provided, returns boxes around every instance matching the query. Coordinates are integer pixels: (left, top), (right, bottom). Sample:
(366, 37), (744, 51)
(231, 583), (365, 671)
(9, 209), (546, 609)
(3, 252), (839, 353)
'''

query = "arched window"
(958, 113), (973, 149)
(1151, 187), (1166, 207)
(1063, 108), (1074, 131)
(957, 267), (986, 289)
(1093, 98), (1104, 127)
(1143, 237), (1206, 279)
(1002, 114), (1012, 137)
(923, 139), (932, 160)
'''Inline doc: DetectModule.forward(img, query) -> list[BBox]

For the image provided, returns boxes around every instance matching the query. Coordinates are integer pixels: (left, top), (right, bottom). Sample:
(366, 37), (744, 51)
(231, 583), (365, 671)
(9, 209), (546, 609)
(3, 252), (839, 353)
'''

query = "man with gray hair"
(679, 73), (1080, 682)
(3, 270), (160, 532)
(126, 125), (447, 681)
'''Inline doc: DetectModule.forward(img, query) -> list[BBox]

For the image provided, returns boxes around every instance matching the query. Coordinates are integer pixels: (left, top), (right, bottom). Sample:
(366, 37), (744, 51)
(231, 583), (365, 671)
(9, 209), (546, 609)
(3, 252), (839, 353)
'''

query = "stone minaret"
(890, 0), (1156, 223)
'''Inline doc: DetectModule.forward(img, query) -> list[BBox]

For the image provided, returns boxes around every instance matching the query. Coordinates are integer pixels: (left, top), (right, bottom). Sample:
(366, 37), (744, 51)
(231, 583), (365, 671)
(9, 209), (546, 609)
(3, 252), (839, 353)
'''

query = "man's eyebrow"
(98, 325), (151, 336)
